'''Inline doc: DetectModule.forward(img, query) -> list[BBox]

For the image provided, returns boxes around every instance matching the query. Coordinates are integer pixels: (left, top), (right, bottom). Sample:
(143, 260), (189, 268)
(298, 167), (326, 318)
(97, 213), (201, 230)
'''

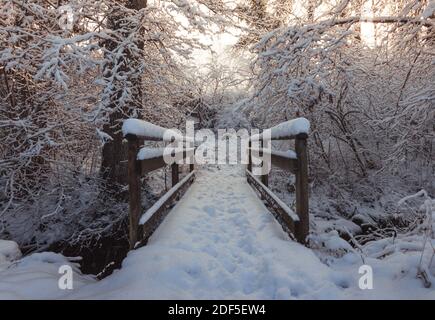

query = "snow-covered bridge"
(69, 164), (341, 299)
(66, 122), (355, 299)
(122, 118), (310, 249)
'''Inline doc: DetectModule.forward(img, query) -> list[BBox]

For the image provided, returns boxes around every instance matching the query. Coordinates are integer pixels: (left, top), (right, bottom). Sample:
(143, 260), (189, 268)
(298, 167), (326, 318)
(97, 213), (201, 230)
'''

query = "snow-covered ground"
(69, 165), (345, 299)
(0, 164), (433, 299)
(0, 245), (94, 299)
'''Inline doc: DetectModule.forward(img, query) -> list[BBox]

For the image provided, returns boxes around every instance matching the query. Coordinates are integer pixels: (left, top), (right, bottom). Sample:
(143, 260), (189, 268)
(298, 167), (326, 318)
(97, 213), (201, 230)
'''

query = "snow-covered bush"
(0, 0), (235, 251)
(241, 0), (434, 226)
(396, 190), (434, 287)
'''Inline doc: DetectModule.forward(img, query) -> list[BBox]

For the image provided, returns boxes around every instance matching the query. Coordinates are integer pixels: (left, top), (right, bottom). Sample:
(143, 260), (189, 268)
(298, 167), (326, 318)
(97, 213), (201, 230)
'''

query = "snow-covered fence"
(122, 119), (196, 249)
(247, 118), (310, 244)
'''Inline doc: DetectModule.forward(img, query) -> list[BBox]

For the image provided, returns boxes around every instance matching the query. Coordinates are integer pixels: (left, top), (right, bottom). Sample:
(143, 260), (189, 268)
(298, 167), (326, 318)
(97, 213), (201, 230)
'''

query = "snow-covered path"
(70, 165), (345, 299)
(1, 164), (433, 299)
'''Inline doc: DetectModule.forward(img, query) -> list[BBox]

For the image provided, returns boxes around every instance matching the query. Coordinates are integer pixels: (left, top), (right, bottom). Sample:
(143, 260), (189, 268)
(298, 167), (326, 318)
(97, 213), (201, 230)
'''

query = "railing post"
(189, 148), (195, 172)
(260, 137), (269, 186)
(171, 163), (179, 187)
(295, 133), (309, 244)
(247, 140), (252, 172)
(126, 134), (142, 249)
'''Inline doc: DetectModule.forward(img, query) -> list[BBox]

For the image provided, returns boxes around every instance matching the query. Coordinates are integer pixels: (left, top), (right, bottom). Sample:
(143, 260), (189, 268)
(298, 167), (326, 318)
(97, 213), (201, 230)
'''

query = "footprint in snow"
(203, 205), (217, 217)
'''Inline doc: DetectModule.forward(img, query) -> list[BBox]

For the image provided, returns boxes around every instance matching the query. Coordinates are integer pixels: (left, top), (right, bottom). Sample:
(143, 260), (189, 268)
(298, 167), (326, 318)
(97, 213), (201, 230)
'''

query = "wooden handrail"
(246, 170), (300, 241)
(249, 147), (298, 174)
(139, 148), (195, 174)
(136, 171), (196, 248)
(247, 128), (310, 244)
(125, 131), (196, 249)
(250, 133), (300, 141)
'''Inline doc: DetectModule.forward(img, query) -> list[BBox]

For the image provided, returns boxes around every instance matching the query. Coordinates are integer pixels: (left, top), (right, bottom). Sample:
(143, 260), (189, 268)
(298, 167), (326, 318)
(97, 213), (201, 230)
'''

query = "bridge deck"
(73, 165), (341, 299)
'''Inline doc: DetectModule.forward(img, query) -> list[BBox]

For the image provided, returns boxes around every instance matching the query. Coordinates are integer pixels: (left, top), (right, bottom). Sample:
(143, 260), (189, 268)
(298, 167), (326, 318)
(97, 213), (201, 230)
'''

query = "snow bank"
(122, 118), (184, 141)
(311, 229), (435, 299)
(0, 252), (95, 299)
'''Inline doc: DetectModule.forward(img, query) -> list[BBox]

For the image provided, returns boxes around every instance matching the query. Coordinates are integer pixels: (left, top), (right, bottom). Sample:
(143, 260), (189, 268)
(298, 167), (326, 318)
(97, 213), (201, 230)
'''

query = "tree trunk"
(100, 0), (147, 189)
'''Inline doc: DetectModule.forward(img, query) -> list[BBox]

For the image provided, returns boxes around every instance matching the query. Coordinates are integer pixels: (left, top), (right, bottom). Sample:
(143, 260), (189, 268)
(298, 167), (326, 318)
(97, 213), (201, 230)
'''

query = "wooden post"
(171, 163), (179, 187)
(295, 133), (309, 244)
(261, 171), (269, 186)
(189, 148), (195, 172)
(247, 140), (252, 172)
(260, 137), (269, 186)
(126, 134), (142, 249)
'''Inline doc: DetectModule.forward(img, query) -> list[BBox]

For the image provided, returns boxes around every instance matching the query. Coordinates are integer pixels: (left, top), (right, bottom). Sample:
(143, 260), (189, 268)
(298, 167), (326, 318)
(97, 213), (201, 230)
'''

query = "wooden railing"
(123, 118), (309, 248)
(123, 119), (195, 249)
(247, 119), (309, 244)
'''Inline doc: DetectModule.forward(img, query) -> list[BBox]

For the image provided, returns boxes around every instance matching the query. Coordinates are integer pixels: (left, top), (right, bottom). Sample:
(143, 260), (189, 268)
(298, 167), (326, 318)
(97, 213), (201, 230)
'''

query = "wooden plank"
(246, 170), (299, 240)
(126, 135), (142, 249)
(137, 171), (196, 248)
(295, 133), (309, 244)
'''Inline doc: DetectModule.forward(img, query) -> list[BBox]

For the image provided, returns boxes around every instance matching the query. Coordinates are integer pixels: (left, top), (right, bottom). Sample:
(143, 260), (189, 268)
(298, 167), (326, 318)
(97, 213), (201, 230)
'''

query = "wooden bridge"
(123, 118), (309, 250)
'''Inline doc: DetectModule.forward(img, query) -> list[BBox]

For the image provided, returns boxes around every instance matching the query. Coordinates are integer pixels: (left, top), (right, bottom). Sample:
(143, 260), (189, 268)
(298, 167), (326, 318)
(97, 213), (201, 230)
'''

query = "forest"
(0, 0), (434, 299)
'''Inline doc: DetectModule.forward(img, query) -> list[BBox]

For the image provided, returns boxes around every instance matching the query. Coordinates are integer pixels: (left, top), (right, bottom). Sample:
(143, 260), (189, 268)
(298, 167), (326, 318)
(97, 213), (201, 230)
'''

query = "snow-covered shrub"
(396, 190), (434, 287)
(0, 0), (235, 251)
(240, 0), (434, 227)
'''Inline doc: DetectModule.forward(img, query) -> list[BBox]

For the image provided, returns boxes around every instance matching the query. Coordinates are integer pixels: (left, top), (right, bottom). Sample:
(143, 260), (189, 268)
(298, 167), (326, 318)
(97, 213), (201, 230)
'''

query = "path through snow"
(70, 165), (344, 299)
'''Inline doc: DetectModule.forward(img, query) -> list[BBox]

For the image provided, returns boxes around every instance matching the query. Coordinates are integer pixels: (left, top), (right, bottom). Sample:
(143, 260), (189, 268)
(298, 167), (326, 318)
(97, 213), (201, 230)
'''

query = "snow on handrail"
(137, 147), (195, 161)
(122, 118), (193, 142)
(137, 147), (165, 160)
(139, 171), (195, 225)
(250, 117), (310, 141)
(271, 149), (297, 159)
(246, 170), (299, 222)
(250, 147), (297, 159)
